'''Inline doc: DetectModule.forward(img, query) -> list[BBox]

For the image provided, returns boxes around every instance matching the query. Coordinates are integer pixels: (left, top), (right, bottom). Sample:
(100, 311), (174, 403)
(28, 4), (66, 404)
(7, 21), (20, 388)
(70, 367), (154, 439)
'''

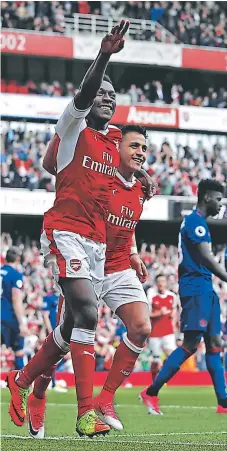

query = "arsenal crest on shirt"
(70, 259), (82, 272)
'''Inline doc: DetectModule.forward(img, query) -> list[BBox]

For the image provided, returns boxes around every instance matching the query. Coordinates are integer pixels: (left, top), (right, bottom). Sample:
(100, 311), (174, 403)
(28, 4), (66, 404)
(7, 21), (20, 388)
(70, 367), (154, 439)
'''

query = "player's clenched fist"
(101, 19), (130, 54)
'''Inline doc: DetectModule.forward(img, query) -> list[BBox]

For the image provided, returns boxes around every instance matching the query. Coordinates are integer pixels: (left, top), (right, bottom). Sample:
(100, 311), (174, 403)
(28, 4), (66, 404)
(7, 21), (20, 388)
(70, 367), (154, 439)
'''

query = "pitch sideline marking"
(1, 431), (227, 438)
(1, 402), (216, 409)
(1, 435), (226, 446)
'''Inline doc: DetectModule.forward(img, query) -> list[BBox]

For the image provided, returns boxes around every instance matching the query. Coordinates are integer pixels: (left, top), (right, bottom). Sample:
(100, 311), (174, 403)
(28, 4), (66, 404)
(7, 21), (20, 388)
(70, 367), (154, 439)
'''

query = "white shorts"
(101, 268), (147, 313)
(148, 334), (176, 357)
(40, 229), (106, 298)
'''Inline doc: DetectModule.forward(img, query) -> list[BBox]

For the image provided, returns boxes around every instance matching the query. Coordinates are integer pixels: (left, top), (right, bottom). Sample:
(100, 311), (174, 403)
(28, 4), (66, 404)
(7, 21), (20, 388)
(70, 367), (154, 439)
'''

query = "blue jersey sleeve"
(42, 296), (50, 312)
(185, 216), (211, 245)
(12, 272), (23, 290)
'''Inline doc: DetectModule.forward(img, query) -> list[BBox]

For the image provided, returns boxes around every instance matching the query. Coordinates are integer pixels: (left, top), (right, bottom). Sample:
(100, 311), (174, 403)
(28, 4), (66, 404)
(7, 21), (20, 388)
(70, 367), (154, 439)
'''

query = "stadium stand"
(1, 1), (227, 47)
(1, 121), (227, 193)
(2, 78), (227, 108)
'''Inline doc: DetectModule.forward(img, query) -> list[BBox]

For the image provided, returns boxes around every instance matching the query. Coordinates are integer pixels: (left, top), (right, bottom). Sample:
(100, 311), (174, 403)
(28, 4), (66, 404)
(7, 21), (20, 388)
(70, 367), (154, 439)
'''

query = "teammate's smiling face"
(89, 81), (116, 125)
(119, 132), (147, 174)
(206, 190), (223, 216)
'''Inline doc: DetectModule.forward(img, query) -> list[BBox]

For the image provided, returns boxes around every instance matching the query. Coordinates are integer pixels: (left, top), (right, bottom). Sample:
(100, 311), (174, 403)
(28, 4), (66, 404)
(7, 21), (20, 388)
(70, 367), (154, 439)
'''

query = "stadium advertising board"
(2, 94), (227, 133)
(113, 105), (179, 128)
(0, 30), (73, 58)
(1, 188), (168, 220)
(1, 29), (227, 73)
(182, 47), (227, 72)
(179, 106), (227, 133)
(1, 188), (55, 215)
(73, 35), (182, 67)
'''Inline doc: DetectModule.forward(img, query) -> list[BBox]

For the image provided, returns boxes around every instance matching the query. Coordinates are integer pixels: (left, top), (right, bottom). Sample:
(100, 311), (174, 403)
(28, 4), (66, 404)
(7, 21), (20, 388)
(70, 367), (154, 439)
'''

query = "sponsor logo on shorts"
(200, 319), (207, 327)
(70, 259), (82, 272)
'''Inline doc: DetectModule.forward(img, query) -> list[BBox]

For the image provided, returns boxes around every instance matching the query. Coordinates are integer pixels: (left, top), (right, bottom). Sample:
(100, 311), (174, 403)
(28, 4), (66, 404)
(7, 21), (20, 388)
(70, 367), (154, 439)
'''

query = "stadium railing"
(64, 13), (178, 43)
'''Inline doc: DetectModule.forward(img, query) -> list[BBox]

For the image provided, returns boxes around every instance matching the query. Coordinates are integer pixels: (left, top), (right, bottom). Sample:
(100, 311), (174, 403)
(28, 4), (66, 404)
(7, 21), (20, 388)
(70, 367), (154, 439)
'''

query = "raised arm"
(197, 242), (227, 282)
(74, 20), (130, 111)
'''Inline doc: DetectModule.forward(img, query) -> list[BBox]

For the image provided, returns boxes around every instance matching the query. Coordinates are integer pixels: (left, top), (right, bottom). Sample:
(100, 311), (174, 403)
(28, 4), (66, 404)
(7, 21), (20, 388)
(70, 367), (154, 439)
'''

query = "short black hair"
(155, 273), (166, 281)
(103, 74), (113, 86)
(198, 179), (224, 202)
(6, 246), (22, 263)
(121, 124), (147, 139)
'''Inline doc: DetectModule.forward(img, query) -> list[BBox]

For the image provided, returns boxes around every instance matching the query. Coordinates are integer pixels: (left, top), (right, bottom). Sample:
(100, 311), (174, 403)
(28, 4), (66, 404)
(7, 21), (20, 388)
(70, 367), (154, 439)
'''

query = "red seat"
(7, 80), (19, 93)
(18, 85), (29, 94)
(1, 79), (7, 92)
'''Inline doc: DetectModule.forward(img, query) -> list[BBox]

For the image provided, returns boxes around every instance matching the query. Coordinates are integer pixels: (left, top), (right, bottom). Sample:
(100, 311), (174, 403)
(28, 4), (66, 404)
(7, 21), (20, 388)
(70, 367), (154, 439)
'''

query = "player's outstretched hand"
(130, 253), (148, 283)
(101, 19), (130, 54)
(135, 168), (157, 200)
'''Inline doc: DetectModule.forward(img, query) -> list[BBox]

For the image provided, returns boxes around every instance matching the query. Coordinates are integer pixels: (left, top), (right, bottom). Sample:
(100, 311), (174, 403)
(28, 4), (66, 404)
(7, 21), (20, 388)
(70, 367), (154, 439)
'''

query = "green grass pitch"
(1, 386), (227, 451)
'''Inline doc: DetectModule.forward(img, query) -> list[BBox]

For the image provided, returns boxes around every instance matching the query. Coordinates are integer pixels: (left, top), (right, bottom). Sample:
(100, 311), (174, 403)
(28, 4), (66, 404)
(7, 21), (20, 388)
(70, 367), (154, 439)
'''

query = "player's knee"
(183, 332), (202, 354)
(206, 334), (222, 352)
(75, 301), (98, 330)
(183, 339), (199, 354)
(60, 313), (74, 343)
(128, 319), (151, 345)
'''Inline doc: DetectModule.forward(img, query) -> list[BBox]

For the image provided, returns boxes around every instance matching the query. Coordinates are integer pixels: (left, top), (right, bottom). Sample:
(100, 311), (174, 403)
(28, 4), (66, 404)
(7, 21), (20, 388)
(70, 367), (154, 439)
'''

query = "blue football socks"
(206, 352), (227, 401)
(147, 347), (191, 396)
(15, 355), (24, 370)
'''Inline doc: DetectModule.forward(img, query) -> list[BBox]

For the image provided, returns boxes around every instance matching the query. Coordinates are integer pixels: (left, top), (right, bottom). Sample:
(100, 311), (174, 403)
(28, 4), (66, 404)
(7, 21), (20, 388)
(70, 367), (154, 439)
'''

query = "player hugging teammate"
(6, 20), (156, 438)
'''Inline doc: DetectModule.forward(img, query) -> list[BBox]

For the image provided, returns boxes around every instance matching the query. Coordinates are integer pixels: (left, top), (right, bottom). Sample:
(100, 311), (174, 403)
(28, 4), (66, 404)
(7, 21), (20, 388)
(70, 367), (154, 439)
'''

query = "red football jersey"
(105, 172), (145, 274)
(147, 290), (176, 337)
(43, 100), (121, 243)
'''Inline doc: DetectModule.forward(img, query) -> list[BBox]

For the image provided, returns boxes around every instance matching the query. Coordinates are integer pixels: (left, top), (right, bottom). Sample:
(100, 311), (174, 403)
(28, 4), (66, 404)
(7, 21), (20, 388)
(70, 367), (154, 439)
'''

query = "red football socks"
(100, 341), (140, 402)
(151, 361), (162, 383)
(16, 332), (65, 389)
(70, 341), (95, 417)
(33, 364), (57, 399)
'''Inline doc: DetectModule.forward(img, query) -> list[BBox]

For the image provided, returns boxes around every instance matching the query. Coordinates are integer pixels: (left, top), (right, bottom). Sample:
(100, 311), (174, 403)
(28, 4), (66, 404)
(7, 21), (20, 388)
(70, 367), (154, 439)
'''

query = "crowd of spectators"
(1, 122), (55, 191)
(125, 82), (227, 108)
(2, 79), (227, 109)
(143, 130), (227, 197)
(1, 1), (227, 47)
(1, 233), (226, 374)
(1, 121), (227, 195)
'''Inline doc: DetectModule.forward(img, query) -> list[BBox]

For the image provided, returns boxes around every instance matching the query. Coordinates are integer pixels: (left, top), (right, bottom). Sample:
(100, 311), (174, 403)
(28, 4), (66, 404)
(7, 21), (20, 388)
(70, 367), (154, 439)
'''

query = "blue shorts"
(180, 291), (221, 335)
(1, 321), (24, 352)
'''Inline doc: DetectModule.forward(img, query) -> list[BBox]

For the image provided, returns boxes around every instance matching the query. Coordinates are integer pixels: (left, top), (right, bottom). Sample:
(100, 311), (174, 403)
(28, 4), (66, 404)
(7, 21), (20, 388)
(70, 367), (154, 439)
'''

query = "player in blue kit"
(42, 288), (59, 335)
(1, 247), (28, 369)
(42, 286), (60, 391)
(140, 179), (227, 414)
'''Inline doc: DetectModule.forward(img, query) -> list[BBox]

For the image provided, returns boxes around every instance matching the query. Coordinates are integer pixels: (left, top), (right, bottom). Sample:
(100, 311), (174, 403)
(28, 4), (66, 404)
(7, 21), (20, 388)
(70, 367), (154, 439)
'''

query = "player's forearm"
(197, 242), (227, 282)
(201, 254), (227, 282)
(44, 317), (53, 334)
(131, 233), (138, 255)
(75, 52), (110, 110)
(150, 311), (162, 318)
(12, 295), (26, 325)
